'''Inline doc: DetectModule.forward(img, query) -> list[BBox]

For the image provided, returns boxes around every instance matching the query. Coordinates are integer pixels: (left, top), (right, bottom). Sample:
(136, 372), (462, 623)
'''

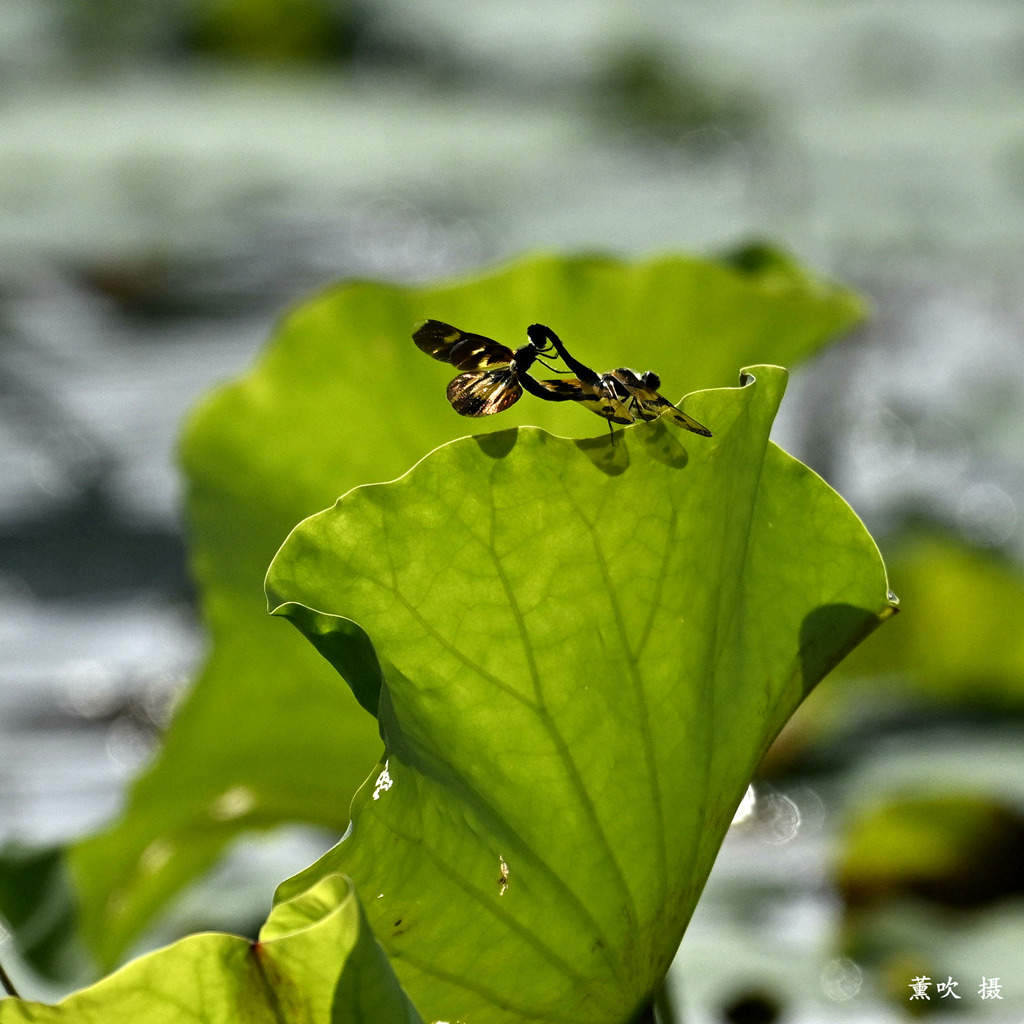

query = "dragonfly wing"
(654, 403), (713, 437)
(632, 391), (712, 436)
(413, 319), (464, 361)
(592, 376), (636, 424)
(413, 320), (514, 369)
(447, 369), (523, 417)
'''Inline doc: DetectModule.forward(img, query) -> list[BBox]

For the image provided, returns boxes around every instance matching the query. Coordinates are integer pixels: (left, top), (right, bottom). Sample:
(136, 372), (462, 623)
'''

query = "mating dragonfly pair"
(413, 320), (712, 439)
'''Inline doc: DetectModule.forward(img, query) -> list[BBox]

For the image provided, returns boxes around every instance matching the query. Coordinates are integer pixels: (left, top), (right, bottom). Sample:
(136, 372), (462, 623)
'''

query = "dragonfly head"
(526, 323), (557, 357)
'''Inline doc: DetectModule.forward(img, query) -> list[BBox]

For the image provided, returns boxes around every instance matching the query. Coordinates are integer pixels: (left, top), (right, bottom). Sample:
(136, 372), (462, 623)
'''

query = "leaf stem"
(0, 955), (21, 999)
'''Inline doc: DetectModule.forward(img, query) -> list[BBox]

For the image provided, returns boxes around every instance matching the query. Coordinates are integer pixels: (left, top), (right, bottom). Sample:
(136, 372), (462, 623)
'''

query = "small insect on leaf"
(413, 320), (712, 437)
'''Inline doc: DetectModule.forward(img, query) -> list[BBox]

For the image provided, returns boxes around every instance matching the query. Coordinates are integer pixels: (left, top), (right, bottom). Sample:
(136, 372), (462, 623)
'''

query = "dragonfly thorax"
(610, 367), (662, 391)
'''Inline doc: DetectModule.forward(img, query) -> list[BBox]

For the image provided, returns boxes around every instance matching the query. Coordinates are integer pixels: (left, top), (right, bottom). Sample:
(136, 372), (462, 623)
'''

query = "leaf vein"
(485, 495), (642, 941)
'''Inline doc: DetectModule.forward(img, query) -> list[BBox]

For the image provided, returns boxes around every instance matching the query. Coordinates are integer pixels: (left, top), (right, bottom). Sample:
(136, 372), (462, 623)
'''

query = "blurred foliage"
(186, 0), (356, 63)
(837, 793), (1024, 1018)
(58, 0), (360, 66)
(59, 0), (182, 65)
(845, 534), (1024, 708)
(0, 846), (87, 987)
(752, 528), (1024, 1015)
(838, 794), (1024, 912)
(762, 531), (1024, 777)
(594, 44), (760, 145)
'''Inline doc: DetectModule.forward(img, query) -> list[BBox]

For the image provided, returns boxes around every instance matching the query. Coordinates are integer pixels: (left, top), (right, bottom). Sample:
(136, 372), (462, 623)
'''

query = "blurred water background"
(1, 1), (1023, 1021)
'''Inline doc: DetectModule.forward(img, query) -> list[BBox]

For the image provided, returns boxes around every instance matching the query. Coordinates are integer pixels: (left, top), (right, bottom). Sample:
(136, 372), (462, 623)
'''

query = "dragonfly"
(412, 319), (568, 417)
(523, 324), (713, 438)
(413, 319), (712, 438)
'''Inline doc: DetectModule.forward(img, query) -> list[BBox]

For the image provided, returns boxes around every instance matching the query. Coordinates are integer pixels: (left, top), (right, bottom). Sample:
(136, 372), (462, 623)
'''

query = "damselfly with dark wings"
(413, 319), (711, 438)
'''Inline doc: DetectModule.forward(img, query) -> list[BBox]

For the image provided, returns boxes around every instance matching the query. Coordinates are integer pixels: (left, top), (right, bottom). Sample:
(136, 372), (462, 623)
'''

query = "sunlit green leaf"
(267, 364), (892, 1023)
(0, 875), (422, 1024)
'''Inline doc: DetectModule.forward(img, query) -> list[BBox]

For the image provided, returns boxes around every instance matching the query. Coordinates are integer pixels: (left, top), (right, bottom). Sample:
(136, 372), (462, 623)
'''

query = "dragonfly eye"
(641, 371), (661, 390)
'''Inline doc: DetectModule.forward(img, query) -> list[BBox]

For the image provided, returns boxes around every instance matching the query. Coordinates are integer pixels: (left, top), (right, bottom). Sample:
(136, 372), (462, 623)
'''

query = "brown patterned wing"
(413, 320), (515, 370)
(611, 368), (713, 437)
(446, 368), (523, 417)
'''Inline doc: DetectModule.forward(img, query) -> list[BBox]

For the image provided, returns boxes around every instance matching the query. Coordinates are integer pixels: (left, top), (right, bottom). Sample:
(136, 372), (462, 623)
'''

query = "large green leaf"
(52, 251), (862, 972)
(267, 365), (893, 1024)
(0, 874), (422, 1024)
